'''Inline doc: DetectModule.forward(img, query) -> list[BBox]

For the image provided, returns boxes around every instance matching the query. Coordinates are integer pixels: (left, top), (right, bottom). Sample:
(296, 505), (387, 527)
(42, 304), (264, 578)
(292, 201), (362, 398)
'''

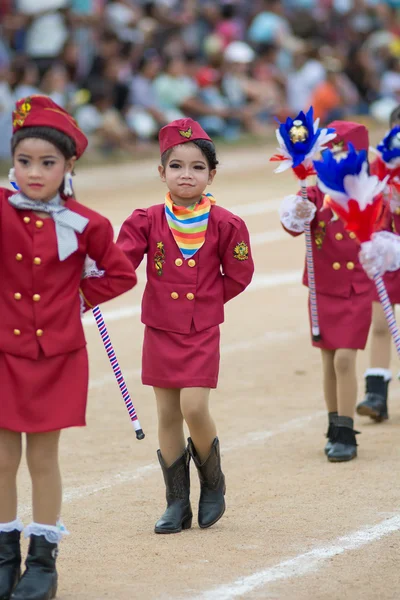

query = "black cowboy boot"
(324, 412), (338, 456)
(357, 371), (391, 422)
(11, 535), (58, 600)
(327, 421), (359, 463)
(154, 450), (192, 534)
(0, 529), (21, 600)
(188, 437), (226, 529)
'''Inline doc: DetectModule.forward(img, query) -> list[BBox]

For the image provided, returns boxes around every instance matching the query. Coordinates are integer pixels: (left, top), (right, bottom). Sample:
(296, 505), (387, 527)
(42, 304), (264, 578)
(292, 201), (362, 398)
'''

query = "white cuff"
(279, 194), (316, 233)
(0, 518), (24, 533)
(24, 521), (70, 544)
(364, 368), (392, 381)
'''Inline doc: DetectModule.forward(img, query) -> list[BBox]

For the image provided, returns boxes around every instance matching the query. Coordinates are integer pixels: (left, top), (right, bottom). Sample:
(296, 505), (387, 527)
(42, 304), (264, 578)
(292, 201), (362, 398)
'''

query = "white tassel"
(64, 172), (73, 196)
(8, 168), (19, 191)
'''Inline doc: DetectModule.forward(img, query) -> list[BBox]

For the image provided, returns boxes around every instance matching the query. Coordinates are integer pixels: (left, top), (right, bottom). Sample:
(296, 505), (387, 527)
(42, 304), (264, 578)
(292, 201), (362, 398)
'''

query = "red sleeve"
(219, 214), (254, 304)
(80, 216), (137, 310)
(116, 209), (150, 270)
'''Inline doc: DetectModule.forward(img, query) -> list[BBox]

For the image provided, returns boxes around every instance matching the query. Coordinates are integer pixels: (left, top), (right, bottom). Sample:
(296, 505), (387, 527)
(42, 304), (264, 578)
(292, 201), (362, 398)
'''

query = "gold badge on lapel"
(233, 241), (249, 261)
(314, 220), (326, 250)
(154, 242), (165, 276)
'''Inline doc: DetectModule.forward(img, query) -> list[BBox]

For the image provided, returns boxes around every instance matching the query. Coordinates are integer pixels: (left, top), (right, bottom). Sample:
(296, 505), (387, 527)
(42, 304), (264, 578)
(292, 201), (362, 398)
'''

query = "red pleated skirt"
(310, 291), (372, 350)
(0, 348), (89, 433)
(142, 324), (220, 388)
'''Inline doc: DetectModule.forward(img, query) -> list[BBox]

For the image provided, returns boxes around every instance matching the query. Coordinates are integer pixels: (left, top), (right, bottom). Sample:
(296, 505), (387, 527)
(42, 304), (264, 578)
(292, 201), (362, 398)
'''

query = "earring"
(8, 168), (19, 191)
(63, 172), (73, 196)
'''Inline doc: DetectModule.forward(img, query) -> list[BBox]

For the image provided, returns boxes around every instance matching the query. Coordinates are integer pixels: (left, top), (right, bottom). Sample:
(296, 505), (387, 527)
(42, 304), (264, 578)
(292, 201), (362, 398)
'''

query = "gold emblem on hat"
(13, 97), (32, 127)
(331, 141), (348, 161)
(233, 241), (249, 261)
(179, 127), (193, 139)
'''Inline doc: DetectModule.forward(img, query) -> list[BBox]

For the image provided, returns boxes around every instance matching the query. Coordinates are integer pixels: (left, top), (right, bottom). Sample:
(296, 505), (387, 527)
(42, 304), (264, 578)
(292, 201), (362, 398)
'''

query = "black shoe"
(324, 424), (337, 456)
(327, 426), (359, 463)
(154, 450), (193, 534)
(11, 534), (58, 600)
(0, 530), (21, 600)
(188, 437), (226, 529)
(357, 374), (390, 422)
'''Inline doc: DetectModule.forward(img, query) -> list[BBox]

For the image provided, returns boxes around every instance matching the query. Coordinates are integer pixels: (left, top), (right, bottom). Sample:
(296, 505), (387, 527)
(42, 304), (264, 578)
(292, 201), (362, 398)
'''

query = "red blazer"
(117, 203), (254, 334)
(284, 185), (372, 298)
(0, 188), (137, 360)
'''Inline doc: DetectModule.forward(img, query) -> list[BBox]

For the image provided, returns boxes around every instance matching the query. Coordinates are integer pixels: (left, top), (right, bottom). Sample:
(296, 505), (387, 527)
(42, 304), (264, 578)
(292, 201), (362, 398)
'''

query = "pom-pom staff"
(313, 144), (400, 357)
(271, 107), (336, 341)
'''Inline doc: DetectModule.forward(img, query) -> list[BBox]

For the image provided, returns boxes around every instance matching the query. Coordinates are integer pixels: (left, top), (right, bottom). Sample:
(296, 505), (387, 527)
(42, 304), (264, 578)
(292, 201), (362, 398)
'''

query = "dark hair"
(11, 126), (76, 159)
(161, 139), (219, 170)
(390, 104), (400, 128)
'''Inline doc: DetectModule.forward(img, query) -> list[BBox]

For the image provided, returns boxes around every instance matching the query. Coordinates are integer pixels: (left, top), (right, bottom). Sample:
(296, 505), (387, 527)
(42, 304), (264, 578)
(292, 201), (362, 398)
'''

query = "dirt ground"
(9, 140), (400, 600)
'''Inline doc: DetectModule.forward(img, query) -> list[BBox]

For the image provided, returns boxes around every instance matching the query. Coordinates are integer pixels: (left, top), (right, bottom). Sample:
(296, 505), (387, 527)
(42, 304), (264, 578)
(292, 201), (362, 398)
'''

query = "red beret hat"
(159, 118), (212, 154)
(327, 121), (369, 153)
(12, 95), (88, 158)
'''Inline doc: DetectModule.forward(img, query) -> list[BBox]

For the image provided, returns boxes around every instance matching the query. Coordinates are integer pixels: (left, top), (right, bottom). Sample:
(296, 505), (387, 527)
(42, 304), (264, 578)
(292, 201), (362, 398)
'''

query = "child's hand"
(359, 232), (400, 279)
(294, 200), (315, 222)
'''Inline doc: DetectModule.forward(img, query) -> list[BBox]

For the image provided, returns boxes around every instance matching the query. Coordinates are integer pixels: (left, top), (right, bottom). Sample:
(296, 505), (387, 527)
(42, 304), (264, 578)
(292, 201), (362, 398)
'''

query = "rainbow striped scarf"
(165, 192), (216, 259)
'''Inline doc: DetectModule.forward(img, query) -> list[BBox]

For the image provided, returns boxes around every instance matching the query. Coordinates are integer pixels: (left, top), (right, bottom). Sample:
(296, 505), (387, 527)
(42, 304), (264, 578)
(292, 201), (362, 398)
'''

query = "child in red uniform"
(0, 96), (136, 600)
(357, 105), (400, 422)
(279, 121), (373, 463)
(117, 118), (254, 534)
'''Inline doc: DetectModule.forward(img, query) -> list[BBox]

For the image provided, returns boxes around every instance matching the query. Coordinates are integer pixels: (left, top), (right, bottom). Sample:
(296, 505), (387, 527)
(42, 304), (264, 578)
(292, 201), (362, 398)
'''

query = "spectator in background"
(286, 42), (326, 114)
(310, 57), (359, 124)
(75, 79), (138, 154)
(9, 56), (40, 100)
(380, 55), (400, 104)
(153, 54), (229, 125)
(0, 60), (13, 159)
(127, 50), (167, 139)
(214, 1), (246, 48)
(15, 0), (70, 76)
(40, 63), (70, 107)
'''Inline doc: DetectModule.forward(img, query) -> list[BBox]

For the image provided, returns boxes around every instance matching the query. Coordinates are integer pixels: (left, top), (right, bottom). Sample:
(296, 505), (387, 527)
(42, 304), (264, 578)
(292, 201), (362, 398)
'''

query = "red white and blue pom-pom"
(270, 106), (336, 180)
(313, 143), (387, 243)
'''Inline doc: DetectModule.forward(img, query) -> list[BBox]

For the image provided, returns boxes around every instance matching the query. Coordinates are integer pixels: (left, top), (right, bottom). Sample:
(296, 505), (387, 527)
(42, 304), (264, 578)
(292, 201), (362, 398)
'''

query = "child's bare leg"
(370, 302), (392, 368)
(320, 349), (338, 413)
(334, 349), (358, 418)
(180, 388), (216, 462)
(357, 302), (392, 421)
(26, 431), (62, 525)
(154, 387), (185, 466)
(328, 349), (358, 462)
(181, 388), (225, 529)
(153, 388), (191, 534)
(0, 430), (22, 522)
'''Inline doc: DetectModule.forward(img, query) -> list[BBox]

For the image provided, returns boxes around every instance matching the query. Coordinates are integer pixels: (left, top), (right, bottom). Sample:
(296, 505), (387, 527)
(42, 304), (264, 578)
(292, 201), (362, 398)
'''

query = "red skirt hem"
(142, 376), (217, 389)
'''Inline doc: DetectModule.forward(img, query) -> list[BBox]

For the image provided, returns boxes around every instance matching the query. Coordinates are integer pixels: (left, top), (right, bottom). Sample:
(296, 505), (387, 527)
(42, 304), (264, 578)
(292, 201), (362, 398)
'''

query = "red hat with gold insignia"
(327, 121), (369, 153)
(12, 95), (88, 158)
(159, 118), (212, 154)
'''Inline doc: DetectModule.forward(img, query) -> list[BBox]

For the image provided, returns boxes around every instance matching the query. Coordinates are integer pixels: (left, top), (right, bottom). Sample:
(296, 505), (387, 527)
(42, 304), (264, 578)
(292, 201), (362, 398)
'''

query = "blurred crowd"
(0, 0), (400, 159)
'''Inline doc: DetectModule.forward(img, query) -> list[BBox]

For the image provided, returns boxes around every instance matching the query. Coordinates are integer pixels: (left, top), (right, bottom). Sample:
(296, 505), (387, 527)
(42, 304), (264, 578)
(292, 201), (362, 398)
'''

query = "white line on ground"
(18, 412), (323, 518)
(83, 269), (303, 327)
(187, 515), (400, 600)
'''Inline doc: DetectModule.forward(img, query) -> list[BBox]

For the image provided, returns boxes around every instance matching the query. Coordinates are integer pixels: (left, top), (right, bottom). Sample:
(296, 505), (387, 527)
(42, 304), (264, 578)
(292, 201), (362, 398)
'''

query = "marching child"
(357, 105), (400, 422)
(0, 95), (136, 600)
(117, 118), (254, 533)
(279, 121), (374, 462)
